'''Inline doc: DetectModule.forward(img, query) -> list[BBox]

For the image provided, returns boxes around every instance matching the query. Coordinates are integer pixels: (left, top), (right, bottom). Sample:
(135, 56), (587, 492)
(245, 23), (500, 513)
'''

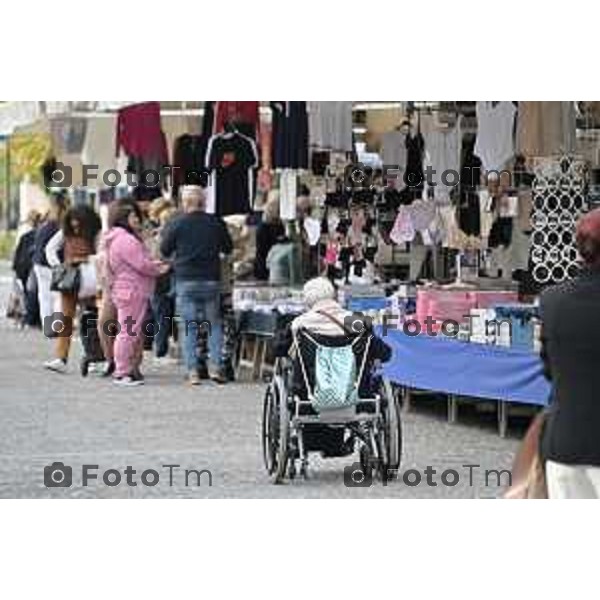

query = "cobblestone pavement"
(0, 265), (520, 498)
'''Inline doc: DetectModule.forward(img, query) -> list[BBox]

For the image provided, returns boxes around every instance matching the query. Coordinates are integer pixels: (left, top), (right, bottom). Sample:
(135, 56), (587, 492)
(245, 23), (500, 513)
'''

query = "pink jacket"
(105, 226), (160, 301)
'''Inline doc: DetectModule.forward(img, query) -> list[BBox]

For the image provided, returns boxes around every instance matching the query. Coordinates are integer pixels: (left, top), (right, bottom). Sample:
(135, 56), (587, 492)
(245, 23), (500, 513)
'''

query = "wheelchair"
(261, 326), (402, 484)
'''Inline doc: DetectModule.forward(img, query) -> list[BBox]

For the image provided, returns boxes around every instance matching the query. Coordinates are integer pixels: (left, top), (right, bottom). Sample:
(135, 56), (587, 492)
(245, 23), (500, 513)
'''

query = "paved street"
(0, 265), (520, 498)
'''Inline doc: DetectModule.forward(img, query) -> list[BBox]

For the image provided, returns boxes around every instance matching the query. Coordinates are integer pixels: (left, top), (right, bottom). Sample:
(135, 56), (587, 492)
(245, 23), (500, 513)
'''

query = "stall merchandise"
(205, 129), (259, 215)
(492, 303), (539, 350)
(474, 101), (516, 172)
(80, 114), (128, 185)
(383, 329), (549, 406)
(517, 102), (577, 159)
(308, 101), (353, 152)
(423, 122), (461, 203)
(270, 101), (309, 169)
(116, 101), (168, 166)
(171, 133), (210, 197)
(382, 329), (549, 436)
(530, 155), (587, 285)
(213, 101), (260, 140)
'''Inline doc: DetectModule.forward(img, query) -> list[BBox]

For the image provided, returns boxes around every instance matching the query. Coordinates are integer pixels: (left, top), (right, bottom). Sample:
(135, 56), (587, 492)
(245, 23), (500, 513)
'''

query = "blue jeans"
(176, 280), (223, 373)
(151, 292), (173, 358)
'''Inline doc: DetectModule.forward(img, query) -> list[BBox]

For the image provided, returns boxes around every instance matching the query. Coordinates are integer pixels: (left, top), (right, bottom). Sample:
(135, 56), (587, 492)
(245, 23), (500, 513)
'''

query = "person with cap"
(540, 208), (600, 498)
(160, 185), (233, 386)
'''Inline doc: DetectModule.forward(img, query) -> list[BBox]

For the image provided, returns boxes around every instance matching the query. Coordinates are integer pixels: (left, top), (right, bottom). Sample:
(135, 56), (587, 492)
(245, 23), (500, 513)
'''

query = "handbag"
(504, 411), (548, 499)
(78, 260), (98, 299)
(6, 278), (25, 321)
(50, 264), (81, 294)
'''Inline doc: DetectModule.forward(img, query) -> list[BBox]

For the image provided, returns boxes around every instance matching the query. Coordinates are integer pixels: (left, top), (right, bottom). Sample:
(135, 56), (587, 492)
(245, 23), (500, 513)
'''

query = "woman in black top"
(254, 194), (285, 280)
(540, 208), (600, 498)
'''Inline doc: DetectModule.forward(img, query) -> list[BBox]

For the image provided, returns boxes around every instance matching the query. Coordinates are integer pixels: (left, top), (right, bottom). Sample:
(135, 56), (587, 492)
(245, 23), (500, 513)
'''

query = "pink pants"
(113, 291), (150, 378)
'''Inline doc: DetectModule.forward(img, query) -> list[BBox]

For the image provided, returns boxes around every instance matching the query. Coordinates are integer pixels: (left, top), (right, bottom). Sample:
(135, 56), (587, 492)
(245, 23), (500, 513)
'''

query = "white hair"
(180, 185), (206, 211)
(303, 277), (335, 308)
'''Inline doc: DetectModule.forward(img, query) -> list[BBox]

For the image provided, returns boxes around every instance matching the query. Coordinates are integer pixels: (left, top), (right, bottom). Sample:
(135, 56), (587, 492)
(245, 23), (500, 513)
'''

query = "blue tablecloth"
(379, 329), (551, 406)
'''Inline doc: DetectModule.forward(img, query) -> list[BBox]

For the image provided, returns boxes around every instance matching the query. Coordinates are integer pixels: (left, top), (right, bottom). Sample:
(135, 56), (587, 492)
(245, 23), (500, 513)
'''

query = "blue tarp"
(379, 329), (551, 406)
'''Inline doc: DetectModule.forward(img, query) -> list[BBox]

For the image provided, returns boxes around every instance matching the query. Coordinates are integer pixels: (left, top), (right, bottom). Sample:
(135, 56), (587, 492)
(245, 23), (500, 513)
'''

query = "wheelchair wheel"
(380, 378), (402, 474)
(261, 376), (290, 484)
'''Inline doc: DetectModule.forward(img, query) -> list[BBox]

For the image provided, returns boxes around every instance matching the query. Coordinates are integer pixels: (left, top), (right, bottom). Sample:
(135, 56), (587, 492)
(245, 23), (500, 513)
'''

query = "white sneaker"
(44, 358), (68, 373)
(153, 356), (178, 367)
(113, 375), (144, 387)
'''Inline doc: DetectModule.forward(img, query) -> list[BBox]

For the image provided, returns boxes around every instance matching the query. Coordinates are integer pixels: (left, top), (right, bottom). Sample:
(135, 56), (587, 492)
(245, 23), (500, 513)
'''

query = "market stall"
(3, 100), (599, 426)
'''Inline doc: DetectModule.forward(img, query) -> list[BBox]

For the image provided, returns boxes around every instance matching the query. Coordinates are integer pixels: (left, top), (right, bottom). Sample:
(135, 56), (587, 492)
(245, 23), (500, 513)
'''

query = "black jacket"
(160, 211), (233, 282)
(32, 221), (59, 267)
(13, 230), (37, 281)
(254, 221), (285, 280)
(540, 266), (600, 466)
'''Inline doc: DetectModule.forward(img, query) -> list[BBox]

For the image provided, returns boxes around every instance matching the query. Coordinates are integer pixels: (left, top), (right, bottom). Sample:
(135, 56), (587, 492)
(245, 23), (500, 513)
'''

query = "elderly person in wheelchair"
(262, 277), (402, 483)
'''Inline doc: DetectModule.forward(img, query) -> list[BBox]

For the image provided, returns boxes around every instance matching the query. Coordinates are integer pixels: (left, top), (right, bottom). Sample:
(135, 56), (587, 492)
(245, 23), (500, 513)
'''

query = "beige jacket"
(291, 299), (352, 336)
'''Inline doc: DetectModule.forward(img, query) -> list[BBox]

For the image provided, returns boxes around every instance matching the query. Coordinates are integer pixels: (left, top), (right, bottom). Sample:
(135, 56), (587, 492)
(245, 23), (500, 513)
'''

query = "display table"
(379, 329), (551, 436)
(233, 283), (304, 381)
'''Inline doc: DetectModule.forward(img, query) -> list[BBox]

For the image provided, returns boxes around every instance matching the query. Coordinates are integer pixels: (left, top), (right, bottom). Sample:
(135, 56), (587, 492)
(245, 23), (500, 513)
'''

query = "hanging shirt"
(404, 132), (425, 192)
(81, 115), (128, 186)
(380, 131), (407, 171)
(478, 189), (495, 241)
(279, 169), (297, 220)
(423, 125), (461, 203)
(172, 134), (211, 199)
(303, 217), (321, 246)
(271, 101), (309, 169)
(116, 101), (167, 163)
(308, 101), (353, 151)
(474, 101), (516, 172)
(516, 101), (576, 158)
(389, 206), (415, 245)
(410, 199), (436, 232)
(213, 101), (260, 140)
(206, 132), (259, 216)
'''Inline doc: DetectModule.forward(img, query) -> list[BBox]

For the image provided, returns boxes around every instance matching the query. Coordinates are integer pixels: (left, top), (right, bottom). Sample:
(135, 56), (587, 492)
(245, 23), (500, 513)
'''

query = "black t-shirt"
(206, 132), (258, 216)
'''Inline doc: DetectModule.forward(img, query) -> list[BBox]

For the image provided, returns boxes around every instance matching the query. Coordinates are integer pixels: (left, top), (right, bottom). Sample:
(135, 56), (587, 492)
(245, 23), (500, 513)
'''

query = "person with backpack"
(276, 277), (392, 457)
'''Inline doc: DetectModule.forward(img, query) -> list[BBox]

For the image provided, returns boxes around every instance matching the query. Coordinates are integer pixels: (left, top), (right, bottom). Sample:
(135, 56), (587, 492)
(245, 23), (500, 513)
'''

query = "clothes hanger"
(223, 121), (238, 136)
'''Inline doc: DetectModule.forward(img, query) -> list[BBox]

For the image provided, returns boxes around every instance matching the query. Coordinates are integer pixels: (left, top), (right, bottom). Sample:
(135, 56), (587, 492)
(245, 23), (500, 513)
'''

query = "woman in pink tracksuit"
(105, 200), (168, 386)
